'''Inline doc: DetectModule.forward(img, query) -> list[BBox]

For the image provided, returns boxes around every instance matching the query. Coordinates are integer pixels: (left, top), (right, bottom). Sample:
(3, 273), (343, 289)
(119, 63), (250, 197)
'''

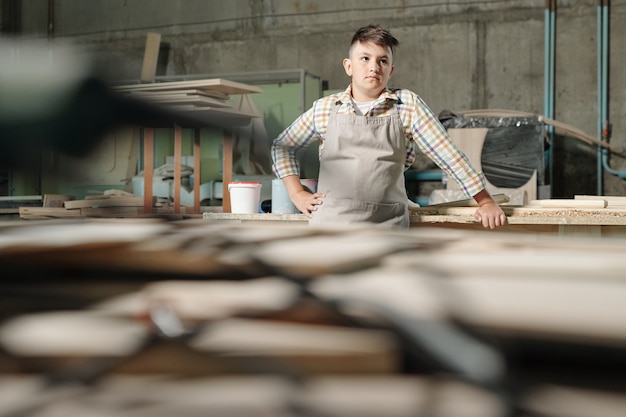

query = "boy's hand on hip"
(292, 190), (325, 218)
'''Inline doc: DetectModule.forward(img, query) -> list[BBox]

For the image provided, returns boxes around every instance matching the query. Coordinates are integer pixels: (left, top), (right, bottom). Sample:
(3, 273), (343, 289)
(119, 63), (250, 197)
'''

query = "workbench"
(409, 205), (626, 236)
(202, 205), (626, 236)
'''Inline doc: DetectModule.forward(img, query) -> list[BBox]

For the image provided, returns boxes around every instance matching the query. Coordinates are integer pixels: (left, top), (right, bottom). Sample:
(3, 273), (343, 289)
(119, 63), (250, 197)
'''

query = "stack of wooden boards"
(112, 78), (262, 121)
(0, 220), (624, 416)
(18, 191), (173, 220)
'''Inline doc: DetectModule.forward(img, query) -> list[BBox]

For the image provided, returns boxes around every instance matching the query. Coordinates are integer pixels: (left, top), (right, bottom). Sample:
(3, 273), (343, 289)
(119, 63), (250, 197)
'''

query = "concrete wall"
(7, 0), (626, 197)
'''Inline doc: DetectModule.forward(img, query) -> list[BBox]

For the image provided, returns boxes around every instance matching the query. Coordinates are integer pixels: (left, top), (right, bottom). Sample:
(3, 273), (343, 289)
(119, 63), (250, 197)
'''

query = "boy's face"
(343, 40), (395, 102)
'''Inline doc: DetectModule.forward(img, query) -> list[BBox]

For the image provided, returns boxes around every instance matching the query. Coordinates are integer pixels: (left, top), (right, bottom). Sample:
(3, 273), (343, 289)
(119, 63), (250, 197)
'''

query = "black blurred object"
(261, 199), (272, 213)
(0, 38), (249, 171)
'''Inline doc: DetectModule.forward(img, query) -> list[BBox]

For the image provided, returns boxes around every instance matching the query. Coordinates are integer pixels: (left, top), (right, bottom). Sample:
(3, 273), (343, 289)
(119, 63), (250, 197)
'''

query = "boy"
(271, 24), (506, 229)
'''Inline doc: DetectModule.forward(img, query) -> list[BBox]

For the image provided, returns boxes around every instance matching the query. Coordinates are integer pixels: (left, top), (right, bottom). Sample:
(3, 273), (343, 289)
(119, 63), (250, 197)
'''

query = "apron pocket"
(311, 197), (406, 225)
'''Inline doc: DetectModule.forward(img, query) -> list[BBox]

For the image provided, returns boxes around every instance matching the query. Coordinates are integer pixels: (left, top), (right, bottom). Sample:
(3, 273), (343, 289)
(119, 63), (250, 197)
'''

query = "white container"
(271, 178), (318, 214)
(228, 182), (263, 214)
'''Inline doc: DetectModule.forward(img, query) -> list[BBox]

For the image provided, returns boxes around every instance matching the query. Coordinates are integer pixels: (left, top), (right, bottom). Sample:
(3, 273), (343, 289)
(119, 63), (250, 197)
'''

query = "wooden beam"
(140, 32), (161, 83)
(222, 129), (233, 213)
(143, 128), (154, 214)
(193, 129), (201, 214)
(173, 124), (182, 214)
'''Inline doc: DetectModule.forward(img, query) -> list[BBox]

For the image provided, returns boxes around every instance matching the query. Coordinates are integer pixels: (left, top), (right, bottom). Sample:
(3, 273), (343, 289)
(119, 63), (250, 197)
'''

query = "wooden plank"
(251, 232), (416, 277)
(528, 199), (608, 209)
(114, 78), (263, 95)
(188, 318), (399, 374)
(0, 221), (173, 256)
(92, 278), (300, 321)
(447, 275), (626, 346)
(222, 129), (233, 213)
(18, 207), (83, 220)
(0, 312), (149, 356)
(128, 92), (232, 108)
(173, 124), (182, 214)
(42, 194), (75, 208)
(129, 88), (231, 100)
(64, 196), (147, 209)
(193, 129), (201, 214)
(140, 32), (161, 83)
(171, 105), (259, 118)
(575, 194), (626, 207)
(143, 128), (154, 214)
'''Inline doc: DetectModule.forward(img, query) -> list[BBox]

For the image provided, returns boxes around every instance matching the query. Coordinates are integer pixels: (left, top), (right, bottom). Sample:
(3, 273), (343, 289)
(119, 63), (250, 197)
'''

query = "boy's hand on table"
(474, 202), (507, 229)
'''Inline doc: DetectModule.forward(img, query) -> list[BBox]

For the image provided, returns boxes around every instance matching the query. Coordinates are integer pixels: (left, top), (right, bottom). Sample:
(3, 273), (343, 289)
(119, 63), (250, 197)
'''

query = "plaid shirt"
(271, 84), (486, 198)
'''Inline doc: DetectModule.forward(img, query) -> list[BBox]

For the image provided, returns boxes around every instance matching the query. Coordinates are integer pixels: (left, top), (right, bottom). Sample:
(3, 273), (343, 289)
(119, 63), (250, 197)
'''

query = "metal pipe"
(597, 0), (605, 190)
(597, 1), (626, 180)
(543, 0), (550, 122)
(549, 2), (555, 116)
(544, 0), (556, 197)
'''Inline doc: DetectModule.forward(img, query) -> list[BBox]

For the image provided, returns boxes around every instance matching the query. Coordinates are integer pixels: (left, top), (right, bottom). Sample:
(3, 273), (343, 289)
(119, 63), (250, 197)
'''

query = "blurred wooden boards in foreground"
(0, 219), (625, 416)
(1, 219), (626, 344)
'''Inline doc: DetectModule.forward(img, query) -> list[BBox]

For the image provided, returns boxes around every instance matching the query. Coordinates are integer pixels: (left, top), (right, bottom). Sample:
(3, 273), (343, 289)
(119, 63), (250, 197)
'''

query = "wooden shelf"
(114, 78), (261, 215)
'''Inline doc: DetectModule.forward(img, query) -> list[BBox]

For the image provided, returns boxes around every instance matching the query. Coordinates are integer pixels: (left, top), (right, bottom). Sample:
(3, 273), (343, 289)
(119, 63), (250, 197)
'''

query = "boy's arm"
(473, 189), (507, 229)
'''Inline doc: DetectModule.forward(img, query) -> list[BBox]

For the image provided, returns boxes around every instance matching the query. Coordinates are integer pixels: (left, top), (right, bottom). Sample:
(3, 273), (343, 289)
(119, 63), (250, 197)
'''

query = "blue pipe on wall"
(544, 0), (555, 197)
(598, 0), (626, 180)
(597, 1), (605, 191)
(597, 1), (626, 183)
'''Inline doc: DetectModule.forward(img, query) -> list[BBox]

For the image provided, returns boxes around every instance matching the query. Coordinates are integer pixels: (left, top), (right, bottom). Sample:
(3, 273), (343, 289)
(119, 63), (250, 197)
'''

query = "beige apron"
(310, 102), (409, 228)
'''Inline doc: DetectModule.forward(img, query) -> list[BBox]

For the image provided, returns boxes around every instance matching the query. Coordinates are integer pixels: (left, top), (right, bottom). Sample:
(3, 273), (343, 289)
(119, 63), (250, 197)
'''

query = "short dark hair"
(350, 24), (399, 55)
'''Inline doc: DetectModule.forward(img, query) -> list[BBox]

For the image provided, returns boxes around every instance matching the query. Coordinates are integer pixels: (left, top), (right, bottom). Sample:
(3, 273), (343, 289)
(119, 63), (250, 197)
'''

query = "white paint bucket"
(228, 182), (262, 213)
(271, 178), (318, 214)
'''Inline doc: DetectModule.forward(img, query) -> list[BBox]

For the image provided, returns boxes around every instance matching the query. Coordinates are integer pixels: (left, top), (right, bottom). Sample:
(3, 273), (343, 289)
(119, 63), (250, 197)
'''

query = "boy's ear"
(342, 58), (352, 76)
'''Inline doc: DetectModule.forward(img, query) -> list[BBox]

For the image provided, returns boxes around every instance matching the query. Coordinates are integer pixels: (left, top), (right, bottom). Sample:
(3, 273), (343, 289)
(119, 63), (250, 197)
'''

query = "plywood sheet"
(128, 90), (232, 107)
(114, 78), (263, 95)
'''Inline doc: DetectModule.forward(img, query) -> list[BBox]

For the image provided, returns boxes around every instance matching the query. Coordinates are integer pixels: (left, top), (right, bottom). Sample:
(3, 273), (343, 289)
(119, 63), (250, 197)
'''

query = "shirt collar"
(380, 88), (400, 103)
(336, 85), (353, 105)
(336, 84), (401, 105)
